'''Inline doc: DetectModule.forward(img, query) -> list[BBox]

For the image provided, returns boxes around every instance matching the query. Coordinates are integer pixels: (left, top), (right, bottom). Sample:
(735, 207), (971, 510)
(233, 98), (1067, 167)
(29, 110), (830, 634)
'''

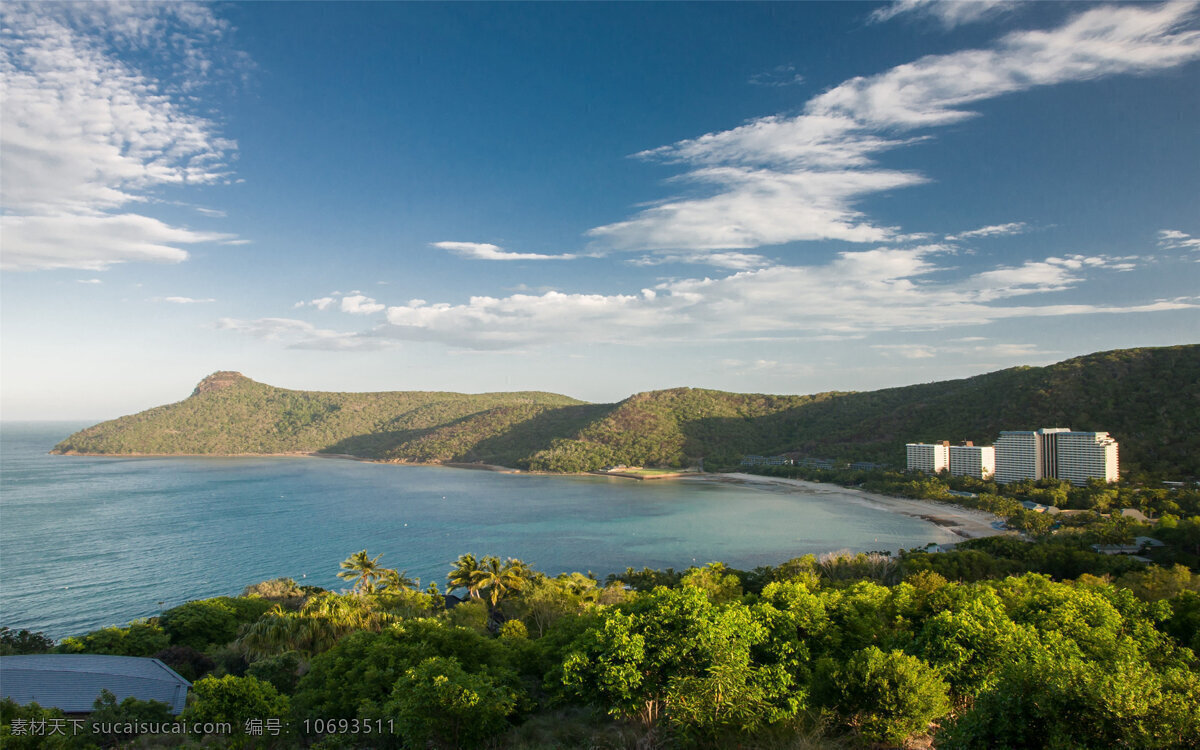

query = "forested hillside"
(51, 373), (584, 458)
(53, 345), (1200, 475)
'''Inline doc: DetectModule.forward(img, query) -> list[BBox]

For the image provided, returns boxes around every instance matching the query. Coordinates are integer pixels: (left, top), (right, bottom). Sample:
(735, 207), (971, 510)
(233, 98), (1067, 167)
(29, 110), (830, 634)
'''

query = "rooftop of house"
(0, 654), (191, 715)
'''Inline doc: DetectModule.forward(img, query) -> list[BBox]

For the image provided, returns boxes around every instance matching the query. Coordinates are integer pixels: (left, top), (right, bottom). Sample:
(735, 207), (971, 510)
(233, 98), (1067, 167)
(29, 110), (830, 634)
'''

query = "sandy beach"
(689, 472), (1008, 541)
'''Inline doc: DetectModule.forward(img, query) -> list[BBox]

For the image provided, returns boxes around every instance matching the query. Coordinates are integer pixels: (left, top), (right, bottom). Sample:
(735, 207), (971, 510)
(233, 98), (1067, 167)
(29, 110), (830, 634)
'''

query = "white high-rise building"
(993, 427), (1117, 484)
(993, 431), (1042, 484)
(907, 442), (950, 474)
(1054, 432), (1119, 486)
(949, 443), (995, 479)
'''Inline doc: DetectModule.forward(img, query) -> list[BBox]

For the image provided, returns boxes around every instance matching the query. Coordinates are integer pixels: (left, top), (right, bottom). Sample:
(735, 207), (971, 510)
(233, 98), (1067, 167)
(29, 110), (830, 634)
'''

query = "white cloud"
(154, 296), (216, 304)
(589, 3), (1200, 257)
(872, 340), (1053, 360)
(870, 0), (1015, 29)
(300, 297), (336, 311)
(0, 2), (241, 271)
(628, 251), (772, 270)
(296, 294), (385, 314)
(76, 278), (102, 284)
(1158, 229), (1200, 250)
(341, 295), (385, 315)
(871, 344), (939, 359)
(215, 317), (387, 351)
(432, 241), (577, 261)
(589, 167), (925, 250)
(945, 222), (1029, 241)
(1, 214), (236, 271)
(349, 247), (1189, 350)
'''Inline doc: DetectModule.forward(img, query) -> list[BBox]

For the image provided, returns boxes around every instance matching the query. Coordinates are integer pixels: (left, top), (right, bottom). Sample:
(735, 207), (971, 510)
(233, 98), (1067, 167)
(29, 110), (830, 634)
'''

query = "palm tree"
(470, 556), (531, 611)
(338, 550), (384, 595)
(378, 568), (418, 594)
(447, 553), (483, 599)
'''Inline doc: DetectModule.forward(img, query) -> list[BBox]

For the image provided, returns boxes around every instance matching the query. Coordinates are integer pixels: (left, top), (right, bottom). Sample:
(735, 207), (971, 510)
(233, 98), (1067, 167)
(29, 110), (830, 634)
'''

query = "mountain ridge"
(52, 345), (1200, 475)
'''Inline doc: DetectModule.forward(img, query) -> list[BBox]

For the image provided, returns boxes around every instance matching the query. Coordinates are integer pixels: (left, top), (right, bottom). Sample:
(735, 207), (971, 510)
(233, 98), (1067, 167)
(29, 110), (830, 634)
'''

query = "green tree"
(680, 562), (743, 603)
(470, 557), (531, 612)
(55, 620), (169, 657)
(385, 656), (521, 749)
(0, 699), (73, 750)
(561, 586), (796, 735)
(817, 647), (950, 745)
(246, 651), (304, 695)
(0, 628), (53, 655)
(238, 593), (392, 659)
(1116, 564), (1200, 602)
(942, 644), (1200, 749)
(152, 644), (215, 681)
(294, 619), (513, 721)
(160, 597), (272, 651)
(181, 675), (290, 748)
(338, 550), (385, 595)
(377, 568), (418, 594)
(86, 689), (176, 748)
(446, 553), (483, 599)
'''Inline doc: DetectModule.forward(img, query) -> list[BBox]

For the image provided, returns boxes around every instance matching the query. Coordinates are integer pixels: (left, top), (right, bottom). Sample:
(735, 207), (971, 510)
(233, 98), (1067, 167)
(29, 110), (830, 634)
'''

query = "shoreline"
(690, 472), (1008, 541)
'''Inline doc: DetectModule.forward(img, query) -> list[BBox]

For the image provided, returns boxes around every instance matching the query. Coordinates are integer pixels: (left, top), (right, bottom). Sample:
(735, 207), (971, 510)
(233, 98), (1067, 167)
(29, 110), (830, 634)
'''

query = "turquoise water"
(0, 422), (959, 638)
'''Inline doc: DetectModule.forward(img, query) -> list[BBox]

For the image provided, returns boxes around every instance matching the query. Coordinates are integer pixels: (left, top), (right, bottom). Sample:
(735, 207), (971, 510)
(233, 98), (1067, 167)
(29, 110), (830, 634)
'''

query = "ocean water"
(0, 422), (959, 638)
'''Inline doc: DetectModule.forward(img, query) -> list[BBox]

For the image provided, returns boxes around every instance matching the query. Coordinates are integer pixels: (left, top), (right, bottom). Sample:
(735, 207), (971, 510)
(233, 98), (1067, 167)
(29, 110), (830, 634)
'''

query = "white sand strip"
(688, 472), (1008, 541)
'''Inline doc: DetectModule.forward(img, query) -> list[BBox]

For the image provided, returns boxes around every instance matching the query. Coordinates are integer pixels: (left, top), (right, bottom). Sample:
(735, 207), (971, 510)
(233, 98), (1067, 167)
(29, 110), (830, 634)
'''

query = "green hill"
(51, 372), (586, 459)
(53, 345), (1200, 475)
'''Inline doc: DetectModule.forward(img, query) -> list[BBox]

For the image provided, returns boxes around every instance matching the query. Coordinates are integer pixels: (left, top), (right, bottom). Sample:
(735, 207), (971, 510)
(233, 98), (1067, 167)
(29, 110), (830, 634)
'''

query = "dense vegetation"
(52, 345), (1200, 476)
(4, 535), (1199, 749)
(52, 373), (584, 460)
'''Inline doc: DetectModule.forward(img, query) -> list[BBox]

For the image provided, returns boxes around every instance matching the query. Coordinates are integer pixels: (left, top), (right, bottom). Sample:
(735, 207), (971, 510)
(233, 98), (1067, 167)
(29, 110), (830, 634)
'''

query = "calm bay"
(0, 422), (960, 637)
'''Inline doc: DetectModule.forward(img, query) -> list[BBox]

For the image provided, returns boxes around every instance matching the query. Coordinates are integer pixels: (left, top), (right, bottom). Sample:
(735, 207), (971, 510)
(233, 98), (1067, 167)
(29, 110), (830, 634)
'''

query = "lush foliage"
(52, 345), (1200, 476)
(6, 537), (1200, 749)
(51, 371), (584, 462)
(181, 675), (291, 748)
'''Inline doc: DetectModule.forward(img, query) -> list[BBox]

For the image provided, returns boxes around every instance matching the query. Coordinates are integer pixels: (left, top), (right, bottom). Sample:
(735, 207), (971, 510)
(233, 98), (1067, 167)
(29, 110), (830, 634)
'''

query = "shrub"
(385, 656), (520, 749)
(819, 647), (950, 745)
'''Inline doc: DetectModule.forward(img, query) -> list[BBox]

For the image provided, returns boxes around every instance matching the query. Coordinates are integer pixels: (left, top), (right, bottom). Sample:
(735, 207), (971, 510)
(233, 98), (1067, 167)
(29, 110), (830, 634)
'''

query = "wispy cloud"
(2, 215), (236, 271)
(873, 341), (1053, 361)
(153, 296), (216, 304)
(0, 2), (242, 271)
(945, 221), (1029, 241)
(748, 64), (804, 87)
(215, 318), (387, 351)
(628, 251), (772, 270)
(76, 278), (102, 285)
(432, 241), (577, 261)
(870, 0), (1015, 29)
(588, 3), (1200, 259)
(1158, 229), (1200, 250)
(346, 247), (1188, 350)
(294, 294), (385, 313)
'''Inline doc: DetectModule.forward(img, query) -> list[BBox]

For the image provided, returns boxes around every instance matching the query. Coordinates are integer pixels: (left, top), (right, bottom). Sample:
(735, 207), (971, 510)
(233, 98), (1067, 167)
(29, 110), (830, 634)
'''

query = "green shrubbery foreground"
(3, 543), (1199, 749)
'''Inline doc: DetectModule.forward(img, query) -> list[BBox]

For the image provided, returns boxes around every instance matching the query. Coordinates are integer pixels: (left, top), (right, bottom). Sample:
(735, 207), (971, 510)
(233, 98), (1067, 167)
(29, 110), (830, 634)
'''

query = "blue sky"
(2, 1), (1198, 419)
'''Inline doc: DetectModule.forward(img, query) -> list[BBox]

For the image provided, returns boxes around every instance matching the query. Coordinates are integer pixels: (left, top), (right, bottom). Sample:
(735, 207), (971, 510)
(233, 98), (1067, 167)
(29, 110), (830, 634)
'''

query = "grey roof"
(0, 655), (191, 714)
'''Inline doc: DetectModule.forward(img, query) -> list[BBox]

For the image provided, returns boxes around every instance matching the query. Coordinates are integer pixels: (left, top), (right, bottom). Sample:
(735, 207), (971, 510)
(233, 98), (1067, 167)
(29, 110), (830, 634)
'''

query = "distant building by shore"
(740, 455), (792, 467)
(908, 428), (1118, 486)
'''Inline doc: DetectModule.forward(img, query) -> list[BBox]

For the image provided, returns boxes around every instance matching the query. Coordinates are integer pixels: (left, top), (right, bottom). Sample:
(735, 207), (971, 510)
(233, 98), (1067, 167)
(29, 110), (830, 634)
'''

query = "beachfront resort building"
(1053, 431), (1120, 485)
(948, 442), (995, 479)
(917, 427), (1119, 485)
(994, 430), (1051, 484)
(906, 442), (950, 474)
